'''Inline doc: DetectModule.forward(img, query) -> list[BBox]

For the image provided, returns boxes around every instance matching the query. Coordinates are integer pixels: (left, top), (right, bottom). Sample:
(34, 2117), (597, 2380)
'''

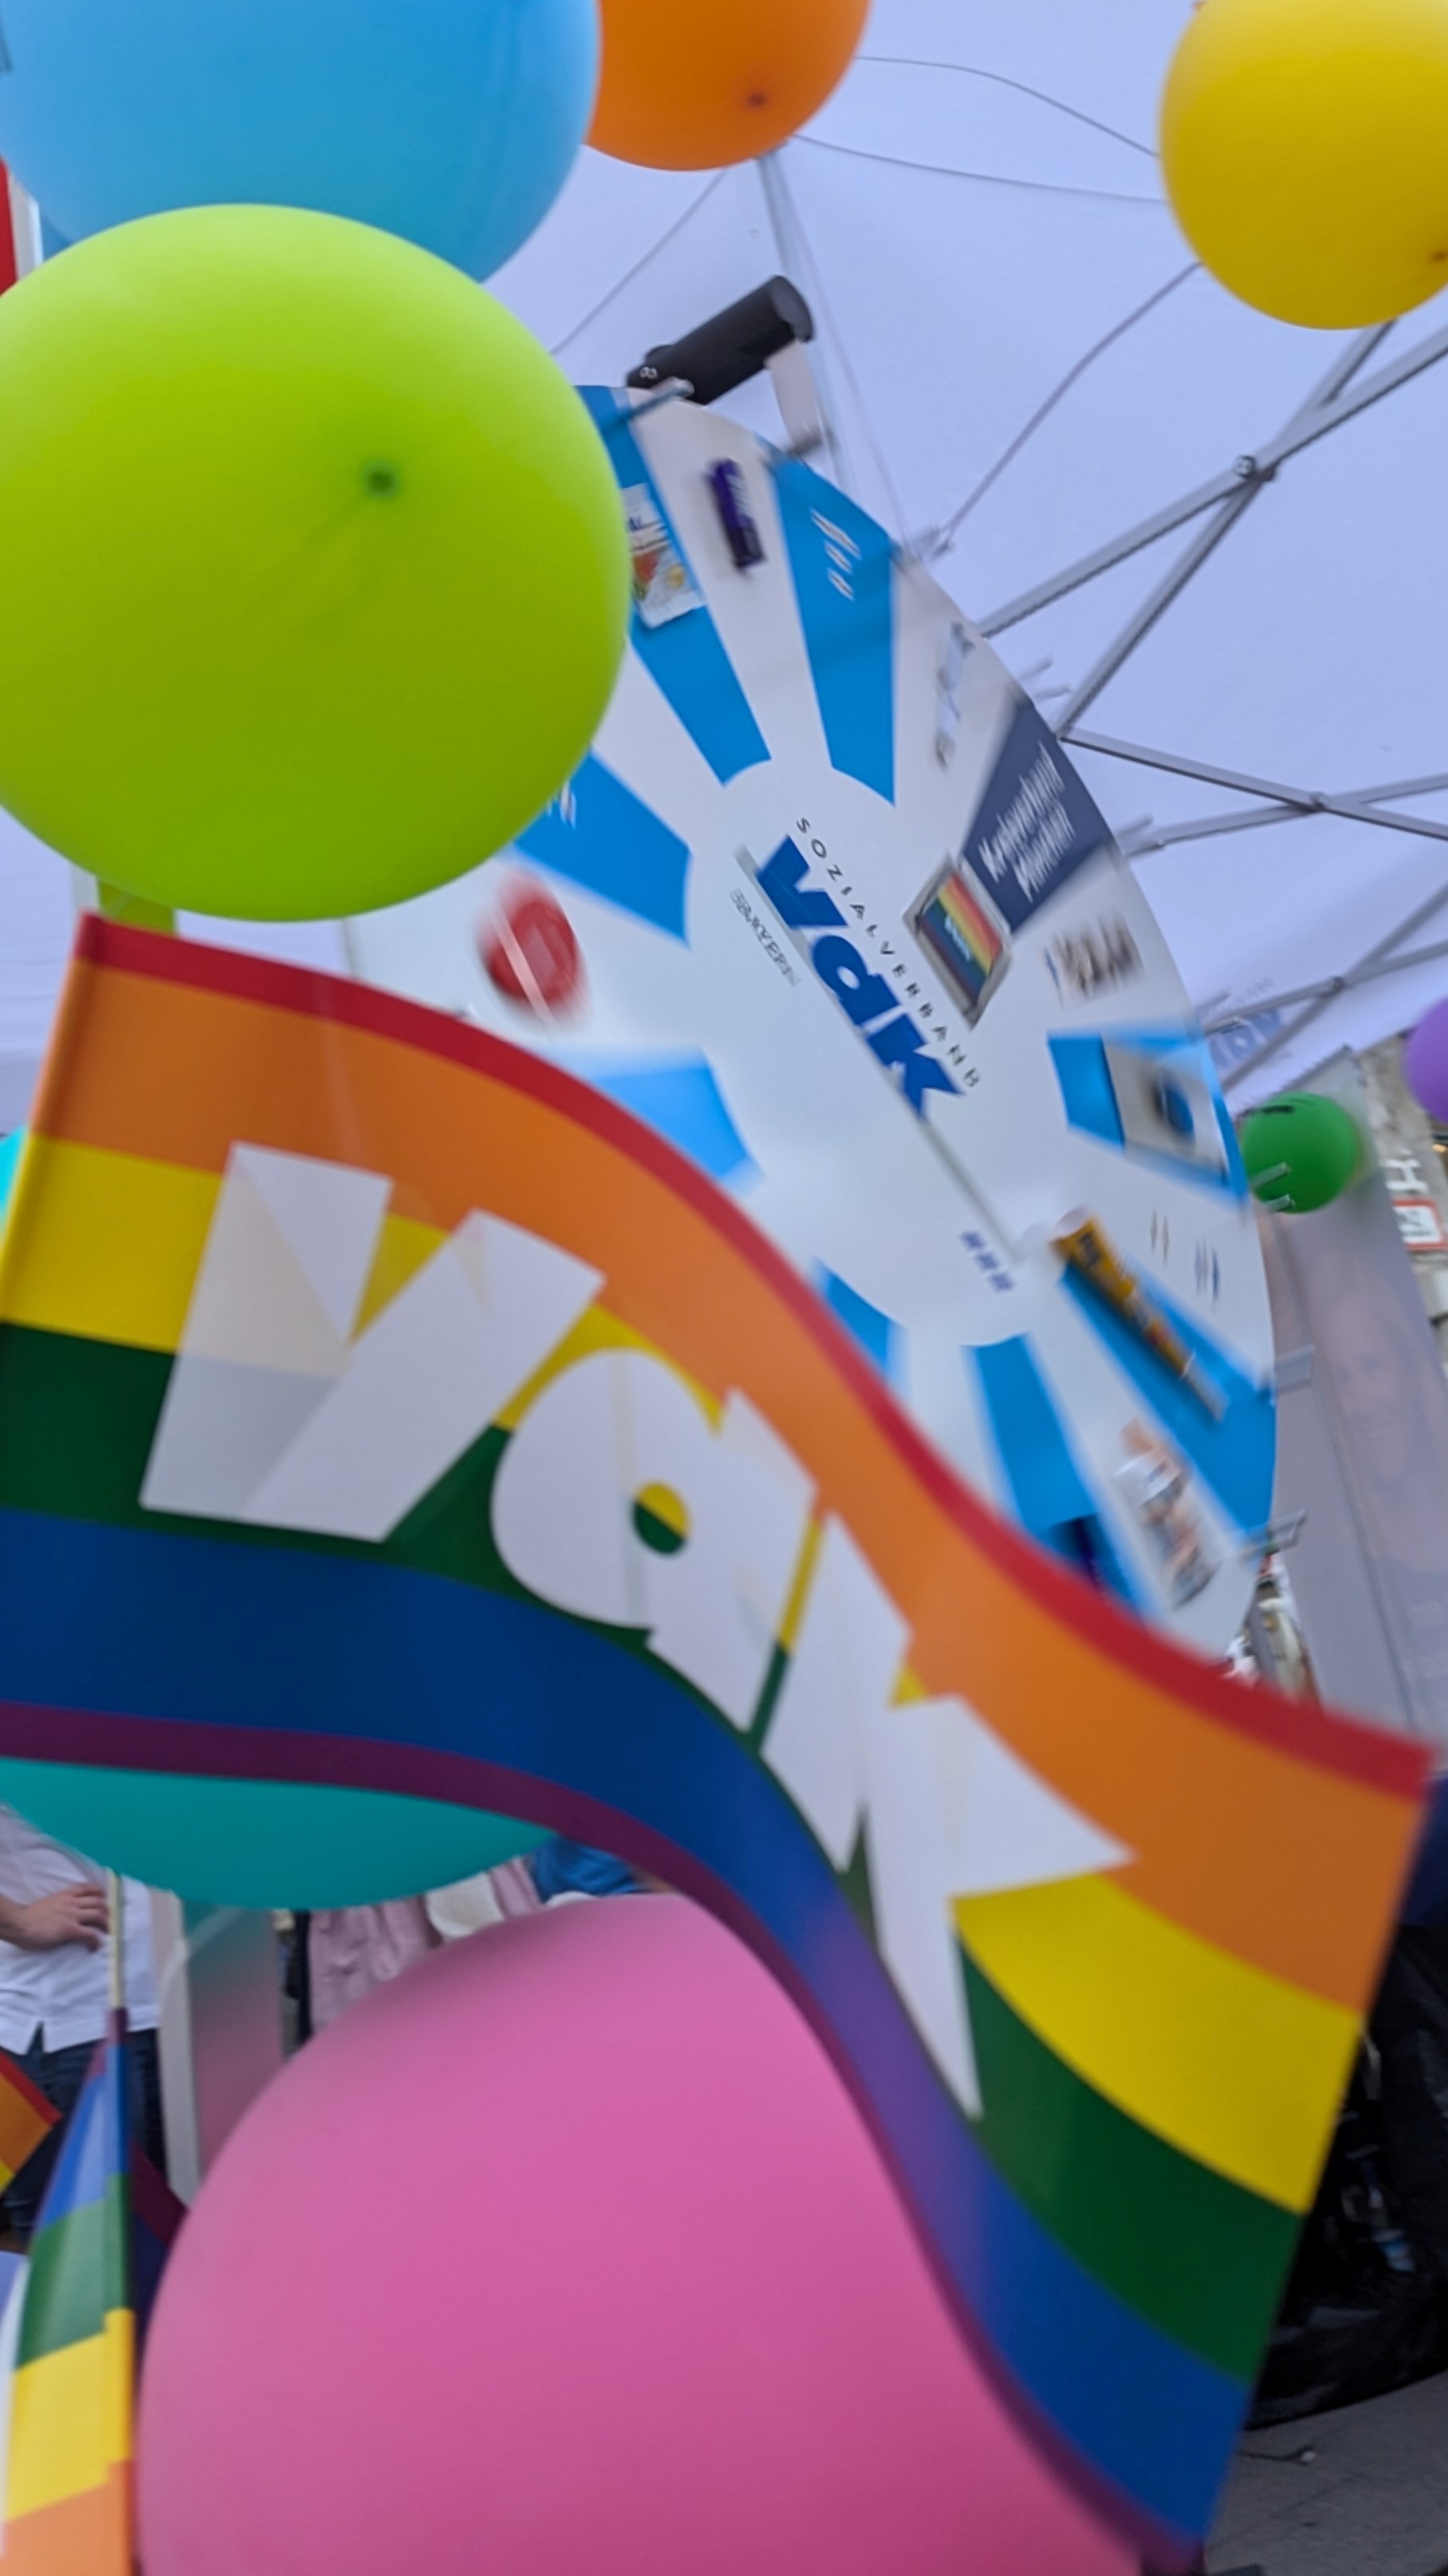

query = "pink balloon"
(139, 1897), (1132, 2576)
(1407, 999), (1448, 1125)
(137, 1896), (1128, 2576)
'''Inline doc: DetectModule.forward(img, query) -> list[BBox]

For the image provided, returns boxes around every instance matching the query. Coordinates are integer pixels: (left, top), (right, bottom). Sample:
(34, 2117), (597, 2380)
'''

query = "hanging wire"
(853, 57), (1157, 159)
(549, 169), (732, 359)
(793, 133), (1164, 207)
(931, 262), (1200, 553)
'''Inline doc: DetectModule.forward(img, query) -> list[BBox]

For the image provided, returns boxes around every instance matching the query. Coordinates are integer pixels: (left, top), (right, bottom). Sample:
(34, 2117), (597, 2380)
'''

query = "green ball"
(0, 205), (628, 920)
(1239, 1092), (1362, 1213)
(0, 1761), (544, 1910)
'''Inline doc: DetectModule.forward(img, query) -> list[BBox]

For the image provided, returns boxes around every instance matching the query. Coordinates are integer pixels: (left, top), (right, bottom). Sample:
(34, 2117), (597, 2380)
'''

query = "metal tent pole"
(975, 321), (1448, 640)
(1049, 328), (1399, 735)
(1201, 933), (1448, 1034)
(1223, 868), (1448, 1090)
(1072, 735), (1448, 853)
(757, 150), (856, 496)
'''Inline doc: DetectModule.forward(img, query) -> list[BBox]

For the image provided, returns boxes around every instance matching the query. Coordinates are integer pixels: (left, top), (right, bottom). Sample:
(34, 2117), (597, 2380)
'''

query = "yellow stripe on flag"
(6, 2310), (133, 2523)
(955, 1873), (1359, 2212)
(353, 1210), (444, 1333)
(494, 1301), (718, 1434)
(0, 1138), (216, 1353)
(0, 1139), (443, 1358)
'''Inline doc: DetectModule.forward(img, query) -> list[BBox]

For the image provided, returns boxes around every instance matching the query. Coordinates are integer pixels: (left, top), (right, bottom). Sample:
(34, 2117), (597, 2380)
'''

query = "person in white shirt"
(0, 1805), (163, 2237)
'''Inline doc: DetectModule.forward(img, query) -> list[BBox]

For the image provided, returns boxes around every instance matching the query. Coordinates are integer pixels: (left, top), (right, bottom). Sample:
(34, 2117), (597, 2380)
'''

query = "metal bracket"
(765, 341), (826, 460)
(1272, 1347), (1315, 1394)
(1241, 1511), (1308, 1558)
(623, 378), (694, 422)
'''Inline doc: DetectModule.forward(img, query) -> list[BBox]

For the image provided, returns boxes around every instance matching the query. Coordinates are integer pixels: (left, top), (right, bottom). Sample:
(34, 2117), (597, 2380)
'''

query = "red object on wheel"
(0, 167), (22, 297)
(479, 880), (584, 1016)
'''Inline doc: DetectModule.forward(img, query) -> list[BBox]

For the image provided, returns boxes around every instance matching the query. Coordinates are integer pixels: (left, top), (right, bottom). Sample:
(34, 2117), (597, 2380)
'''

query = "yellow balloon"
(1162, 0), (1448, 329)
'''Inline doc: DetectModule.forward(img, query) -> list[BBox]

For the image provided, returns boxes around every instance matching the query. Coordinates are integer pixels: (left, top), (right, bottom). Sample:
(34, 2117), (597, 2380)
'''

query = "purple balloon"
(1407, 1000), (1448, 1125)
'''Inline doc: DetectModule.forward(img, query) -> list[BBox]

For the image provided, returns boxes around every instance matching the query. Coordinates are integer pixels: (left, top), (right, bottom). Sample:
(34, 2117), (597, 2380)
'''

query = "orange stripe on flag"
(0, 2464), (132, 2576)
(25, 942), (1420, 2010)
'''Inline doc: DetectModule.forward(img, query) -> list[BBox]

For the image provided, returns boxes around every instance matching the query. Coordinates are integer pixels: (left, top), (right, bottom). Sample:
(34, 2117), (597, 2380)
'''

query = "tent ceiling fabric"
(3, 0), (1447, 1112)
(490, 0), (1448, 1108)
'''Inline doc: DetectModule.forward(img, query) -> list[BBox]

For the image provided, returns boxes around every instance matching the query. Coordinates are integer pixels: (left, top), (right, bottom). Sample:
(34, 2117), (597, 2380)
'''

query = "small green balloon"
(0, 1763), (544, 1910)
(1239, 1093), (1362, 1214)
(0, 204), (629, 920)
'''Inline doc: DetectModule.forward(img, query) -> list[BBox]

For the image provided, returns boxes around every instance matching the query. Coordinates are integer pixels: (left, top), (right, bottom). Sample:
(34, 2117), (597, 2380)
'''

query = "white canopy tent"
(488, 0), (1448, 1112)
(4, 0), (1448, 1118)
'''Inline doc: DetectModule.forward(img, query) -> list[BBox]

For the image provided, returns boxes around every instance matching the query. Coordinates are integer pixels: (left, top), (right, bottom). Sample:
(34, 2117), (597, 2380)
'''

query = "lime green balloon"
(0, 204), (629, 920)
(1240, 1093), (1362, 1213)
(0, 1762), (544, 1909)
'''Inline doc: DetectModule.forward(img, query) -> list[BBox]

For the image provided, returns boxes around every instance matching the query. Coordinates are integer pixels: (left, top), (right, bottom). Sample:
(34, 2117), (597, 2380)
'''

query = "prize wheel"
(351, 392), (1276, 1655)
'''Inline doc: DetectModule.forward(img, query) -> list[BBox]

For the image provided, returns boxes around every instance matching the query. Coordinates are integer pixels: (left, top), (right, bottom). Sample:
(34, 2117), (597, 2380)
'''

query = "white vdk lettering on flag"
(144, 1144), (1130, 2101)
(140, 1143), (601, 1542)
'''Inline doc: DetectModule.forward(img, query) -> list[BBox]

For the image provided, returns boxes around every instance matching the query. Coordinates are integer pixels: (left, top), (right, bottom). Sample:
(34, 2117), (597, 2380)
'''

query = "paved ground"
(1208, 2372), (1448, 2576)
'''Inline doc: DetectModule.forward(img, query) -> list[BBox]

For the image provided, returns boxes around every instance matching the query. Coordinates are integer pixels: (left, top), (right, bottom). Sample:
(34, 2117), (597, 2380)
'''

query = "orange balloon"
(590, 0), (869, 168)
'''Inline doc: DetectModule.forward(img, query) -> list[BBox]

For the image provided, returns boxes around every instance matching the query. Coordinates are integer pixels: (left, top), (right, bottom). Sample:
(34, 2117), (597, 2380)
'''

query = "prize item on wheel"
(911, 855), (1011, 1026)
(1053, 1214), (1228, 1421)
(706, 459), (765, 569)
(1104, 1044), (1229, 1176)
(624, 486), (702, 627)
(1116, 1422), (1218, 1608)
(479, 879), (584, 1018)
(1046, 916), (1142, 1003)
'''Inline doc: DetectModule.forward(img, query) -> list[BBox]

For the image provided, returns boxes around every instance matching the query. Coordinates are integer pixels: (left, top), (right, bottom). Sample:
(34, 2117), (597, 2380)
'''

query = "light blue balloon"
(0, 0), (597, 279)
(0, 1132), (24, 1226)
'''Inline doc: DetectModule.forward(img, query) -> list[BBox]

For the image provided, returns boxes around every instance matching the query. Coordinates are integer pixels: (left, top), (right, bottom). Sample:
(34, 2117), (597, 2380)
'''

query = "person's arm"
(0, 1884), (109, 1952)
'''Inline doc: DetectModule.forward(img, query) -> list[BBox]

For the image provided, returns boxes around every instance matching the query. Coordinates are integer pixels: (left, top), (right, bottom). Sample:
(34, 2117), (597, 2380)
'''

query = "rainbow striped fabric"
(0, 2028), (132, 2574)
(0, 920), (1428, 2567)
(0, 2054), (54, 2202)
(916, 861), (1005, 1016)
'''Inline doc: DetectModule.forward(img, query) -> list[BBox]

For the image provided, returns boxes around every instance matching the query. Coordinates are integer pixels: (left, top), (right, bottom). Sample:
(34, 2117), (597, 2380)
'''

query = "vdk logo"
(755, 838), (961, 1118)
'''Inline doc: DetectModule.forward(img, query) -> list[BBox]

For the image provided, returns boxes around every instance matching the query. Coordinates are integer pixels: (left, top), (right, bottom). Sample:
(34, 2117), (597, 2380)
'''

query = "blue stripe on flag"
(34, 2034), (121, 2230)
(0, 1501), (1237, 2556)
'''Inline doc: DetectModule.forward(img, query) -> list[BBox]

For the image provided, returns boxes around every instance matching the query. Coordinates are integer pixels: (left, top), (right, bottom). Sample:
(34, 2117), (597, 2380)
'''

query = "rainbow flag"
(0, 2028), (132, 2574)
(0, 918), (1428, 2567)
(0, 2053), (55, 2201)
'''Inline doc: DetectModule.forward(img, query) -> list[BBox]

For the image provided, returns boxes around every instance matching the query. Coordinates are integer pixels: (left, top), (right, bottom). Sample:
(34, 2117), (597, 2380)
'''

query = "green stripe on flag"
(0, 1318), (1301, 2388)
(0, 1324), (523, 1591)
(963, 1946), (1296, 2381)
(17, 2174), (128, 2365)
(0, 1321), (734, 1692)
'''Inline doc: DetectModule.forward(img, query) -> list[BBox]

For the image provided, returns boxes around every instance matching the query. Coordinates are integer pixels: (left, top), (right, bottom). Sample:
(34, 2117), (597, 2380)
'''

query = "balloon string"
(852, 57), (1158, 160)
(550, 171), (732, 361)
(793, 133), (1163, 207)
(931, 262), (1199, 550)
